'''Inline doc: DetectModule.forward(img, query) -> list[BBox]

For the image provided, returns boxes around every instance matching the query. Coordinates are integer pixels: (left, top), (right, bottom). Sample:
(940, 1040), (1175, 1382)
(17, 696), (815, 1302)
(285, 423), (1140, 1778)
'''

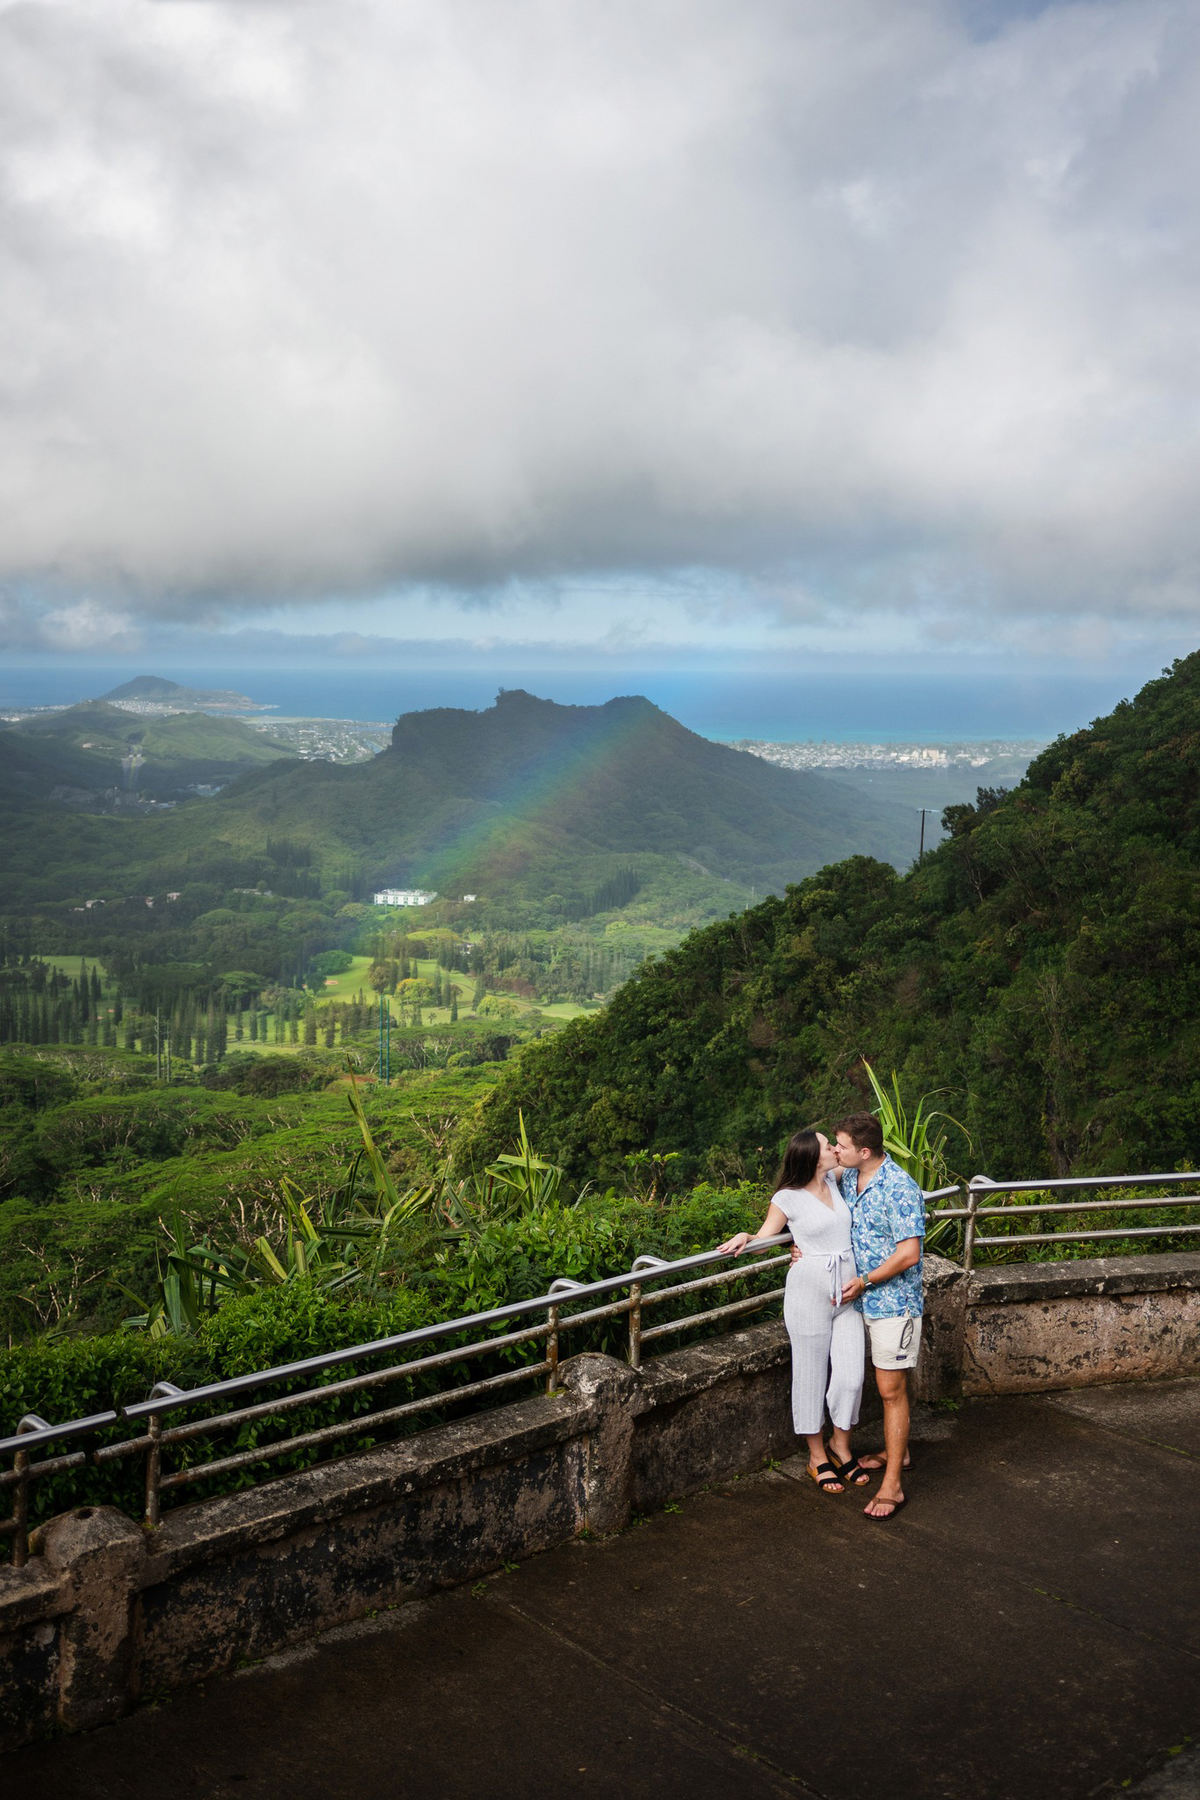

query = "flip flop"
(864, 1494), (907, 1521)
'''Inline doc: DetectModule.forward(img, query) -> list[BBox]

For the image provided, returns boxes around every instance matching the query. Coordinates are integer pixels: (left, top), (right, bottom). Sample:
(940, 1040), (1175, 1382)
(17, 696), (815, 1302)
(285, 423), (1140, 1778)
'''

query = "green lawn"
(18, 948), (593, 1067)
(315, 954), (592, 1025)
(314, 954), (375, 1001)
(43, 954), (113, 985)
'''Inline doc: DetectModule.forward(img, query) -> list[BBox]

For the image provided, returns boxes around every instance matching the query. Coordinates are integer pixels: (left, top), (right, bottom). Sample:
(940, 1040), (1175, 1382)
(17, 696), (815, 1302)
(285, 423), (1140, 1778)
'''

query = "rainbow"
(386, 693), (672, 892)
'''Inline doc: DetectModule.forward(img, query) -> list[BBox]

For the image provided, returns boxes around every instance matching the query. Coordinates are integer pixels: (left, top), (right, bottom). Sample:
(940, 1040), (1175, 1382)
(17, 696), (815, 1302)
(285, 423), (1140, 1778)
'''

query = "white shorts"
(866, 1312), (922, 1371)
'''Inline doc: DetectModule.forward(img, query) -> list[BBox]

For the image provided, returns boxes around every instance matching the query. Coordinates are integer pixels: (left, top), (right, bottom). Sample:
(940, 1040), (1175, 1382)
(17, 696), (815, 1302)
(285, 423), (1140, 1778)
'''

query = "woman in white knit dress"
(717, 1129), (868, 1493)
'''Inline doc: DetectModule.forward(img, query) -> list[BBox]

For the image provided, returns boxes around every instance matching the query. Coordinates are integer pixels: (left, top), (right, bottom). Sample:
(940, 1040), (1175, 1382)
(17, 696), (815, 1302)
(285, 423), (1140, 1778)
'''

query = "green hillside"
(5, 702), (294, 796)
(0, 689), (915, 923)
(95, 675), (260, 709)
(0, 727), (123, 803)
(461, 653), (1200, 1183)
(198, 689), (916, 892)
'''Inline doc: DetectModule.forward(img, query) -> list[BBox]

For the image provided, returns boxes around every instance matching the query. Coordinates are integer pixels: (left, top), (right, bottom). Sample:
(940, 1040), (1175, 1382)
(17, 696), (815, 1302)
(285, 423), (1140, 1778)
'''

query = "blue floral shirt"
(842, 1157), (926, 1319)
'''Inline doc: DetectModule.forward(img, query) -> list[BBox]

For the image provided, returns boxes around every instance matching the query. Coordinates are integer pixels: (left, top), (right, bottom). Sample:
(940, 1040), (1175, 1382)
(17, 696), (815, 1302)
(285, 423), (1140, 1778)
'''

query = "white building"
(374, 888), (437, 907)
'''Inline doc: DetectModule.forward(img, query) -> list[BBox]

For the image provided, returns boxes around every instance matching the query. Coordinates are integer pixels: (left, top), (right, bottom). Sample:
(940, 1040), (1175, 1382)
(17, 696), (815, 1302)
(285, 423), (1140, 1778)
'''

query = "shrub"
(1, 1183), (770, 1526)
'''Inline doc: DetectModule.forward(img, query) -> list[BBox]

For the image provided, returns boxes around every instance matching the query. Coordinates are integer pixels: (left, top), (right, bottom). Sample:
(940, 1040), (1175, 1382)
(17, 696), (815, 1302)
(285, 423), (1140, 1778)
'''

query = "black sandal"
(830, 1455), (871, 1488)
(806, 1461), (844, 1494)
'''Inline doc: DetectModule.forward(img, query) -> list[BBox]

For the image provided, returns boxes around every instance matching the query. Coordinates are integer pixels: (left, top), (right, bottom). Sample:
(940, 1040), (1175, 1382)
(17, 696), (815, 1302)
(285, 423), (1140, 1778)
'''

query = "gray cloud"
(1, 0), (1199, 626)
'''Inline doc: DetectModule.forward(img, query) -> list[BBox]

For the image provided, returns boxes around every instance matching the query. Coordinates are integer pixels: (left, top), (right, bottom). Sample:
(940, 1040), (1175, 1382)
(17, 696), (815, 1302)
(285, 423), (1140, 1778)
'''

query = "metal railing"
(0, 1233), (793, 1568)
(927, 1170), (1200, 1271)
(4, 1168), (1197, 1568)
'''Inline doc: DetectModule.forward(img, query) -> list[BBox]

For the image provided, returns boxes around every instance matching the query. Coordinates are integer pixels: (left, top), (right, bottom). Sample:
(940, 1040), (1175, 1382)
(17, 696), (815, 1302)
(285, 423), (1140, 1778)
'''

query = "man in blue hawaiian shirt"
(833, 1111), (925, 1520)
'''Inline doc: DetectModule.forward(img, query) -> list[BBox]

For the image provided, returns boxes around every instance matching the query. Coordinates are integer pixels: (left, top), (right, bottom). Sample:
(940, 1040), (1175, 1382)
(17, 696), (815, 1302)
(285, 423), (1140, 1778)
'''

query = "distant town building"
(731, 737), (1046, 774)
(374, 888), (437, 907)
(461, 894), (477, 902)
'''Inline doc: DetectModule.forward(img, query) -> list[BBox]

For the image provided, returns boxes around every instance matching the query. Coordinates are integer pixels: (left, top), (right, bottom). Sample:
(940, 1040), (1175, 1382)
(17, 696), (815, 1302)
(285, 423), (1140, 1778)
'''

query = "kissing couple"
(716, 1112), (925, 1521)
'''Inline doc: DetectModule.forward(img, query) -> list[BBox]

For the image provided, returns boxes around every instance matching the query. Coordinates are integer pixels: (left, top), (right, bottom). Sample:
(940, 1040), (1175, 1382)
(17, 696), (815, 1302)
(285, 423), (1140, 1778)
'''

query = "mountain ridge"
(95, 676), (265, 710)
(0, 686), (921, 923)
(460, 652), (1200, 1180)
(232, 686), (920, 893)
(2, 702), (295, 798)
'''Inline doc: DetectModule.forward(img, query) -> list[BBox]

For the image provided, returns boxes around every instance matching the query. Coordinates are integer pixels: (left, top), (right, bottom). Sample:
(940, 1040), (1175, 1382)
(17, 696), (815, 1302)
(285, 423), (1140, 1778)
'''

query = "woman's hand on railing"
(716, 1230), (753, 1256)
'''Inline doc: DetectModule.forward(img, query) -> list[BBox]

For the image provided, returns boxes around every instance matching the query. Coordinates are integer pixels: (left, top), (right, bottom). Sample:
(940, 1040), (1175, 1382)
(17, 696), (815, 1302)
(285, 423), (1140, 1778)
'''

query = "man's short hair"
(836, 1111), (884, 1156)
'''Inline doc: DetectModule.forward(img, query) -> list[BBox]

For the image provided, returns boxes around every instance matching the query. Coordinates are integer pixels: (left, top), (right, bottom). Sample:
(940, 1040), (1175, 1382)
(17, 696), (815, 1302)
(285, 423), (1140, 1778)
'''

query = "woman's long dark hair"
(775, 1128), (821, 1192)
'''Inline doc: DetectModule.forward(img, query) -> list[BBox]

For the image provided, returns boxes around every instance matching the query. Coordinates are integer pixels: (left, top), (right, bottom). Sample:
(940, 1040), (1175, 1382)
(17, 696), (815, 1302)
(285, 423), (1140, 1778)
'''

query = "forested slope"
(182, 688), (916, 894)
(4, 702), (294, 795)
(0, 689), (913, 917)
(462, 653), (1200, 1182)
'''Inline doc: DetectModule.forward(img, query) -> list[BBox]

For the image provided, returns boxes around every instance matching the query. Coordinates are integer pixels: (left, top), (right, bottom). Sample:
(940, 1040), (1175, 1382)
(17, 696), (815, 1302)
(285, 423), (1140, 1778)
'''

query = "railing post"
(628, 1282), (642, 1370)
(144, 1382), (183, 1529)
(626, 1255), (671, 1371)
(964, 1176), (992, 1273)
(545, 1281), (586, 1394)
(11, 1414), (51, 1569)
(144, 1415), (162, 1528)
(546, 1304), (560, 1394)
(11, 1447), (29, 1568)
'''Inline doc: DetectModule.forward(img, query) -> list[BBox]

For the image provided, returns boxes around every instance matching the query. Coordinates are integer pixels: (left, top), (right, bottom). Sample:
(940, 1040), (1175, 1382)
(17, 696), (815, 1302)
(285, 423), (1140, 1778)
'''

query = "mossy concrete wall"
(3, 1250), (1199, 1752)
(0, 1322), (798, 1752)
(961, 1253), (1200, 1394)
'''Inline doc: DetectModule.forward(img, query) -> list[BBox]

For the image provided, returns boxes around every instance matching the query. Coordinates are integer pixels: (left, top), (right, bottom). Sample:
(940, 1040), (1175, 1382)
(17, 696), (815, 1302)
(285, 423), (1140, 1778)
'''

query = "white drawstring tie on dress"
(825, 1249), (855, 1307)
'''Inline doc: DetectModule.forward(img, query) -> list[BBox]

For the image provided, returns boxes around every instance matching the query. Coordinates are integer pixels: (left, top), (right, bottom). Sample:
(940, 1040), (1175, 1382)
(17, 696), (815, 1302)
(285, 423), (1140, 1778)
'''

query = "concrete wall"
(912, 1250), (1200, 1398)
(3, 1248), (1199, 1751)
(0, 1322), (800, 1752)
(960, 1253), (1200, 1395)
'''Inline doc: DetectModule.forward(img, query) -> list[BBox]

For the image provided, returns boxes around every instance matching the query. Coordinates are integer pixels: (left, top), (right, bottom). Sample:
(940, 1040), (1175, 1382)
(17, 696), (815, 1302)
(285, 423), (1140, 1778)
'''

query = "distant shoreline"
(0, 702), (1044, 759)
(0, 662), (1115, 747)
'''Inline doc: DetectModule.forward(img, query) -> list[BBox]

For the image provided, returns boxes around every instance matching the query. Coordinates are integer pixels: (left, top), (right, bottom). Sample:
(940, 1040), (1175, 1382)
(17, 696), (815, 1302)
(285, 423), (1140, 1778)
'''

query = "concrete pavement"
(8, 1379), (1200, 1800)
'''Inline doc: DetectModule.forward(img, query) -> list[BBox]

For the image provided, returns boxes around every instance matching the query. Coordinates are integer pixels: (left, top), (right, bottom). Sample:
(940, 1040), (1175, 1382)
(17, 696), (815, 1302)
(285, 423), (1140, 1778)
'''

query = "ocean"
(0, 660), (1146, 745)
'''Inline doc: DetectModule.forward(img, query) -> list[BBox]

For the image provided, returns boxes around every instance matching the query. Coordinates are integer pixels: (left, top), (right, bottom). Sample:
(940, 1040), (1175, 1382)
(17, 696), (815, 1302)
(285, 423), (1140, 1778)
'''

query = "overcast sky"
(2, 0), (1199, 679)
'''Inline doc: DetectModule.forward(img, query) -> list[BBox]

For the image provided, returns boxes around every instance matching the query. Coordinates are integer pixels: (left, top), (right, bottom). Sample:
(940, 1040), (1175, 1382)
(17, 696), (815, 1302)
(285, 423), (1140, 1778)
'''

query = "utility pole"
(918, 808), (931, 862)
(155, 1009), (162, 1081)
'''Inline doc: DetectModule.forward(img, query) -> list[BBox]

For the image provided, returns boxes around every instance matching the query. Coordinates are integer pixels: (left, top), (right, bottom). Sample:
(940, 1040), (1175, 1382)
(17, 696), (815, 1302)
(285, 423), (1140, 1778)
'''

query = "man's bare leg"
(855, 1447), (911, 1471)
(864, 1368), (908, 1517)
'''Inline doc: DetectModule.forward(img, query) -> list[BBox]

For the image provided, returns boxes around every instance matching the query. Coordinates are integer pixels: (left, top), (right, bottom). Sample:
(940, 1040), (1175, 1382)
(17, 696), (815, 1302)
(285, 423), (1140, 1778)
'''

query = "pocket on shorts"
(867, 1312), (923, 1370)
